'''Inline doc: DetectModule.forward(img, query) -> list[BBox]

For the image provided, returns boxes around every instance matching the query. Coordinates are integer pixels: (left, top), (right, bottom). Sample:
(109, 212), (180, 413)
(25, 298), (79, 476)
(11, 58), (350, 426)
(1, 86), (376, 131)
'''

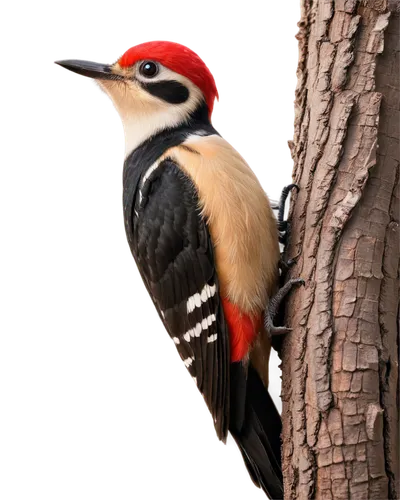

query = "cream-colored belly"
(157, 134), (280, 315)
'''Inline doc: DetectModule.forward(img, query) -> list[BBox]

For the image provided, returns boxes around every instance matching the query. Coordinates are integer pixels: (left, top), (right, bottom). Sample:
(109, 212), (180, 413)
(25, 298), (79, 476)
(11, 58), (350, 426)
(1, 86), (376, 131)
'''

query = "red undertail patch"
(222, 298), (260, 362)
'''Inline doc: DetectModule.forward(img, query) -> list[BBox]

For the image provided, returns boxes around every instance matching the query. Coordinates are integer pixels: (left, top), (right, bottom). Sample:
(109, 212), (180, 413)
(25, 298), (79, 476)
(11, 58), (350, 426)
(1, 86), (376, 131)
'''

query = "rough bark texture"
(281, 1), (399, 499)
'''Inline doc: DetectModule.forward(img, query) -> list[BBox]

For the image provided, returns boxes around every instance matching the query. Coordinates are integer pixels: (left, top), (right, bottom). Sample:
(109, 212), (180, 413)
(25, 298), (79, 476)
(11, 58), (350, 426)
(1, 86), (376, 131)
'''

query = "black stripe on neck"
(125, 101), (216, 172)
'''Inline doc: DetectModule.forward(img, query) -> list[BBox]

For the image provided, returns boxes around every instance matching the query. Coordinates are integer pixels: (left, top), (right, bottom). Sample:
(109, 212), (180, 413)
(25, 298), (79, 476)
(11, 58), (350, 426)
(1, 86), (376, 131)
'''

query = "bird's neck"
(121, 103), (212, 157)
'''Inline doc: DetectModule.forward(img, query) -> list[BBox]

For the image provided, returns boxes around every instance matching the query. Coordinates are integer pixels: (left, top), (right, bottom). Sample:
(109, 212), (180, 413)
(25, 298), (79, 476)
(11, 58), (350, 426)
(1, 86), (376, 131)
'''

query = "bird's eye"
(139, 61), (159, 78)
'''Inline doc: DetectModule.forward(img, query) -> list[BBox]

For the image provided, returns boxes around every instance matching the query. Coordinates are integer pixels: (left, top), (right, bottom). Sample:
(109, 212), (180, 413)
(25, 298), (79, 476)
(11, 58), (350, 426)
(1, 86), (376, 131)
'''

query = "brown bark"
(280, 1), (399, 499)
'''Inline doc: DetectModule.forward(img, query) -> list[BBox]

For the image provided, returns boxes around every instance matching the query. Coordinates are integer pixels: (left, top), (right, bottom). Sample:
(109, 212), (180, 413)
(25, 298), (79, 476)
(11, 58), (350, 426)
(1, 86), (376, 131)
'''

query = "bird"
(56, 41), (302, 499)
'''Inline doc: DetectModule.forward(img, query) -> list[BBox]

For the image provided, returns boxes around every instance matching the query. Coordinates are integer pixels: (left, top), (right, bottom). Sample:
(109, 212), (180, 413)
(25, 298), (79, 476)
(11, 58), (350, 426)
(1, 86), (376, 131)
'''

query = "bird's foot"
(272, 184), (299, 245)
(278, 253), (302, 277)
(264, 278), (305, 336)
(278, 256), (297, 273)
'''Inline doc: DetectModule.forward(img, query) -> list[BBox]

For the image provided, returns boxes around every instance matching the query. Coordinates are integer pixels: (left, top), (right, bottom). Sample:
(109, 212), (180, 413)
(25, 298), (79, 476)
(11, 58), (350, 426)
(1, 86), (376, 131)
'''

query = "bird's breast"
(161, 134), (280, 316)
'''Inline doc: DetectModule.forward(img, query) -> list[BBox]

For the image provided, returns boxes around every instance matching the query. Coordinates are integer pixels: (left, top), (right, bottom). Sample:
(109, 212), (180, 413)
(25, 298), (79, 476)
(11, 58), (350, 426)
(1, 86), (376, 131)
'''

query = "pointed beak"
(55, 60), (121, 81)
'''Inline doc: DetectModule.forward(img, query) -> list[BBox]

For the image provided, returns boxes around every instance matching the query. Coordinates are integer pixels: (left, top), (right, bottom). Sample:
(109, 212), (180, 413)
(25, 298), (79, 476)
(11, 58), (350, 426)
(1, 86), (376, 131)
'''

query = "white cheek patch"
(100, 63), (205, 157)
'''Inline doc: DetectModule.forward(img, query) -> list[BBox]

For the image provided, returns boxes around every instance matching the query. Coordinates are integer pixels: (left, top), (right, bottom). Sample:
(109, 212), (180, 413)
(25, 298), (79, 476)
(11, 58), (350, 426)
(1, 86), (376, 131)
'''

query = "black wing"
(128, 158), (230, 440)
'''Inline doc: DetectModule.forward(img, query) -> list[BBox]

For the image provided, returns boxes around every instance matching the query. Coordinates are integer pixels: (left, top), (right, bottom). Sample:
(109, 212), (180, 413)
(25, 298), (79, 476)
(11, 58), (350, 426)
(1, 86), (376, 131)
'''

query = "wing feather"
(130, 158), (230, 439)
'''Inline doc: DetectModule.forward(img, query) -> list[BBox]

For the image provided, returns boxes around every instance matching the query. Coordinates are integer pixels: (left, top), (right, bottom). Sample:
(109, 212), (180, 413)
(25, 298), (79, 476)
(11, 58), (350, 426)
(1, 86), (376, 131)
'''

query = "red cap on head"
(118, 41), (219, 116)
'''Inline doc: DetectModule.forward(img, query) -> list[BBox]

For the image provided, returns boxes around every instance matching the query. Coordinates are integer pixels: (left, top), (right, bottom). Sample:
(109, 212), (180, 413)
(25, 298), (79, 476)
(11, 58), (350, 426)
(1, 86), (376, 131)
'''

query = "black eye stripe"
(142, 80), (189, 104)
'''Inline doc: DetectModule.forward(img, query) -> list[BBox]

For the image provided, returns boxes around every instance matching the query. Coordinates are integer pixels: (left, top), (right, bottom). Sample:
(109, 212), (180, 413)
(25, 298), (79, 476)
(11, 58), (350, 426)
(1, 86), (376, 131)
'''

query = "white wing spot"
(194, 323), (202, 337)
(173, 337), (180, 345)
(207, 314), (216, 326)
(186, 284), (216, 313)
(182, 314), (217, 342)
(207, 334), (218, 343)
(183, 357), (194, 368)
(194, 294), (201, 308)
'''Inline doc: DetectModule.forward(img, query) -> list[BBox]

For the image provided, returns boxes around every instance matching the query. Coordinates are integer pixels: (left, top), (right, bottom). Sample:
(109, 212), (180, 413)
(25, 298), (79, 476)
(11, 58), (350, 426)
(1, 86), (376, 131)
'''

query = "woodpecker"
(56, 41), (302, 500)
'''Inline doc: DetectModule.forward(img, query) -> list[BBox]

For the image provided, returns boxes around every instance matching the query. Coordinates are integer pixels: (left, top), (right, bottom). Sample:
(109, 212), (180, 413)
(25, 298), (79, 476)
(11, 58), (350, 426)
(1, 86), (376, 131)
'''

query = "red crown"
(116, 38), (221, 117)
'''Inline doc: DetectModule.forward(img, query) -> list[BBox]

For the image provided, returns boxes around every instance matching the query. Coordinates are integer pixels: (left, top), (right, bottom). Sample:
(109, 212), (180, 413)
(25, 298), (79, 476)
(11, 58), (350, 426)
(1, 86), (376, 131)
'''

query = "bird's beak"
(55, 60), (122, 81)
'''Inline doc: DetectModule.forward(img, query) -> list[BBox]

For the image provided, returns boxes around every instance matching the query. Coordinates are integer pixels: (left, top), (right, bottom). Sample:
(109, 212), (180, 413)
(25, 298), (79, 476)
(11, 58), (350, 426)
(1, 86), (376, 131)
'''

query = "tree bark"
(280, 1), (399, 499)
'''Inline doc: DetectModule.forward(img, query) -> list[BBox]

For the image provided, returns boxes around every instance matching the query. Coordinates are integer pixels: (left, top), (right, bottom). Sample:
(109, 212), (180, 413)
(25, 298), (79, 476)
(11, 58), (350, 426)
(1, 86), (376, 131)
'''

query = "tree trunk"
(280, 1), (399, 499)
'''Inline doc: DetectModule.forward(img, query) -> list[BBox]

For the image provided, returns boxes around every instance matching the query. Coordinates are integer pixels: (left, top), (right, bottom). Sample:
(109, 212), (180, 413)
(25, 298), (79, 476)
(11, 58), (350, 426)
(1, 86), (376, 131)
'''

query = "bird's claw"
(268, 325), (293, 336)
(286, 184), (299, 196)
(278, 257), (296, 273)
(274, 184), (299, 246)
(279, 253), (300, 273)
(264, 278), (305, 337)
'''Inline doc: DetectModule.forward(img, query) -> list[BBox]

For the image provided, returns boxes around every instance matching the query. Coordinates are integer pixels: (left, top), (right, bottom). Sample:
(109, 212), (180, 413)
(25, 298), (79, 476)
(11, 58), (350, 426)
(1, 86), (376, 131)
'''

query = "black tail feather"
(230, 364), (283, 500)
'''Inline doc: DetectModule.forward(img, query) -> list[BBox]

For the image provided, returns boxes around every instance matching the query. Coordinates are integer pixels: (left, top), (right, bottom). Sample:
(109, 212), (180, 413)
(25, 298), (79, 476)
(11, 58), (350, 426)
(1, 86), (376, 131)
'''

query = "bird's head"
(56, 41), (218, 155)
